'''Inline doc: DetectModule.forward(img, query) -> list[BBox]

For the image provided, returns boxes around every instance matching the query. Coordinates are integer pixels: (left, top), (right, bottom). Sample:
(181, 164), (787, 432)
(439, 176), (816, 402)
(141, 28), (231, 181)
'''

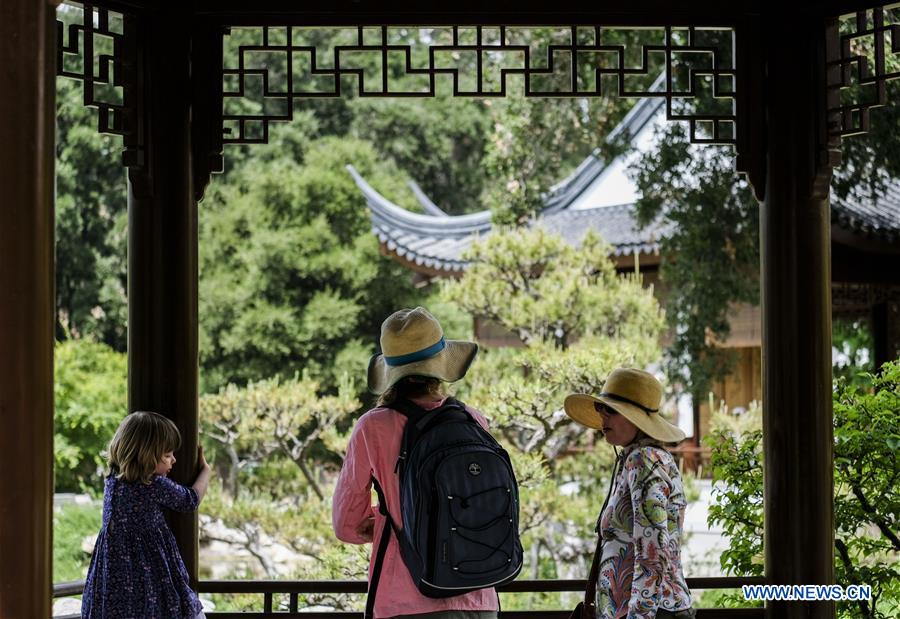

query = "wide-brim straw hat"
(367, 307), (478, 395)
(564, 367), (686, 444)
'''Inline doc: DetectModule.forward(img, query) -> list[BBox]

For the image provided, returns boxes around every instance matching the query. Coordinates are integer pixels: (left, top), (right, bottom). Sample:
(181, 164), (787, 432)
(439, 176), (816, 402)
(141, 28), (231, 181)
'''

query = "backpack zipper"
(394, 450), (407, 474)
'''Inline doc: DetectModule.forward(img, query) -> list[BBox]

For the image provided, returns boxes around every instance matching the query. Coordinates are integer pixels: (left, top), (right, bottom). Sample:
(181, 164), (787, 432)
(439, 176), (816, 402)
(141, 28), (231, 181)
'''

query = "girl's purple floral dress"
(81, 474), (203, 618)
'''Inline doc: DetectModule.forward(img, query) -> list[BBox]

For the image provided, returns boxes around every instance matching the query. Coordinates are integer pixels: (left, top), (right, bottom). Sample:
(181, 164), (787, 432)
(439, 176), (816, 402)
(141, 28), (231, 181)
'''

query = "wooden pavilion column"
(0, 0), (56, 616)
(760, 16), (836, 619)
(127, 12), (200, 583)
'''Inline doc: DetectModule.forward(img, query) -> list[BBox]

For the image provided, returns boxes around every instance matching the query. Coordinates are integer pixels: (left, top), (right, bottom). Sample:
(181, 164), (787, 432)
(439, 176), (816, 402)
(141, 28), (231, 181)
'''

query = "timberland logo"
(468, 463), (482, 476)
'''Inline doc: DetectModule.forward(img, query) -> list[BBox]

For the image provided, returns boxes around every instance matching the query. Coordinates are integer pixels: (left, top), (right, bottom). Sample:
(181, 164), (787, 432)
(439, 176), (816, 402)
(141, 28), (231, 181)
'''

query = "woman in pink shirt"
(332, 307), (499, 619)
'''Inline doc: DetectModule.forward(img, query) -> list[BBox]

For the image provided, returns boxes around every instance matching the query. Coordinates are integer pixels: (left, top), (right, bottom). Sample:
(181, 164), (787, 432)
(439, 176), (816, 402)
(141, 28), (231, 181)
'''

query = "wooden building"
(3, 1), (900, 617)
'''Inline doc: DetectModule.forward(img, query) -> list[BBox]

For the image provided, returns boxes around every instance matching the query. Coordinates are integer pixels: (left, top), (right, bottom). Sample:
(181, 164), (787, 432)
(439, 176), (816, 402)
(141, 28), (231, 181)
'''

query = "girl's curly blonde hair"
(107, 411), (181, 484)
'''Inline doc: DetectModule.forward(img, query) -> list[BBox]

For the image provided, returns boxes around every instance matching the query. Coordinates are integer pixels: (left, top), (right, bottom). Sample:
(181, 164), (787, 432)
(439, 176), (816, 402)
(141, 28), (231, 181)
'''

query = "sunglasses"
(594, 402), (618, 415)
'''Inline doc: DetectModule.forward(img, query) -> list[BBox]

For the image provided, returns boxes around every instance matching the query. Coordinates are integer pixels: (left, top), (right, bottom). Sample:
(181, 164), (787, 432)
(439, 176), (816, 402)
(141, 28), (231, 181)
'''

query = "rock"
(52, 597), (81, 617)
(81, 533), (98, 555)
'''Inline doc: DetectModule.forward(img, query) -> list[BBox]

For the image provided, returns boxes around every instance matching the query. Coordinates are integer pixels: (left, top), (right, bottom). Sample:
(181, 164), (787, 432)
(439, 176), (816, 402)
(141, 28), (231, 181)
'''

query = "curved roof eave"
(347, 165), (491, 237)
(407, 179), (449, 217)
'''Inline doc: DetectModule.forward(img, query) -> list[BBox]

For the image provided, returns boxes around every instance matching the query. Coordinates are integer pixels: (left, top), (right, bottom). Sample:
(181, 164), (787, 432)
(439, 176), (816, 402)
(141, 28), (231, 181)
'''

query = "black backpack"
(366, 397), (523, 617)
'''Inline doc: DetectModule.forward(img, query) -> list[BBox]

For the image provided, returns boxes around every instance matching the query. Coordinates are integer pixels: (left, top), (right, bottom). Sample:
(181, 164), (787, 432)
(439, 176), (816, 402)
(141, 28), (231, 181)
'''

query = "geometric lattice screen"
(222, 26), (737, 146)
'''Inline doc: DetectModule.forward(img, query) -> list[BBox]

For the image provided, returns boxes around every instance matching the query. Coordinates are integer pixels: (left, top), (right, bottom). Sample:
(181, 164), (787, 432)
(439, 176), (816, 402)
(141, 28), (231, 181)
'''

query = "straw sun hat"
(564, 368), (686, 444)
(367, 307), (478, 395)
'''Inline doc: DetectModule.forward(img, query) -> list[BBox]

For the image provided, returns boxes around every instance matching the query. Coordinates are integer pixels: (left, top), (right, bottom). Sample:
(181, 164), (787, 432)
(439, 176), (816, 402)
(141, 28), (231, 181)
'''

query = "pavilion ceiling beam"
(192, 0), (762, 26)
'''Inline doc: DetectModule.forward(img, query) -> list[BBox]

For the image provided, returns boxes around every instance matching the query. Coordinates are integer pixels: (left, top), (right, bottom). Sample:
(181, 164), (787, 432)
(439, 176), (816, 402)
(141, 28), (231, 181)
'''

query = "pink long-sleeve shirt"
(332, 397), (499, 618)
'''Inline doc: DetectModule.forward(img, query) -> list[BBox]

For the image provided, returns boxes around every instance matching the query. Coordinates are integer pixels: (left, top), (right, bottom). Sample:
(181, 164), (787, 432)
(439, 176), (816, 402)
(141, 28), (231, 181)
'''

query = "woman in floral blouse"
(565, 368), (695, 619)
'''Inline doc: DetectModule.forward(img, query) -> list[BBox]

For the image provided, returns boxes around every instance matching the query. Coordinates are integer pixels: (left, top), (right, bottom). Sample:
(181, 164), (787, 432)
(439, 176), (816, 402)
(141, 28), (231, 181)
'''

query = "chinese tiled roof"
(350, 87), (900, 277)
(831, 180), (900, 245)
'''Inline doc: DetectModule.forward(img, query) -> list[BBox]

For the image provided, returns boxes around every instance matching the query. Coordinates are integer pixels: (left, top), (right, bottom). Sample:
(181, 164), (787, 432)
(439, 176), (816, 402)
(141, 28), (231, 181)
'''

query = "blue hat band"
(383, 337), (446, 367)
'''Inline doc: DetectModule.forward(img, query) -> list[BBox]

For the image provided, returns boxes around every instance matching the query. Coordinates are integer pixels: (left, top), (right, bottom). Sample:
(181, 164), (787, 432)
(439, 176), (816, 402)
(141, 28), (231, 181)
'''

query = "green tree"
(446, 226), (663, 351)
(704, 404), (764, 580)
(705, 361), (900, 619)
(350, 96), (492, 215)
(483, 96), (630, 225)
(54, 339), (127, 493)
(53, 502), (103, 582)
(443, 226), (666, 607)
(199, 131), (421, 394)
(832, 318), (875, 386)
(477, 27), (660, 225)
(633, 123), (759, 401)
(55, 76), (128, 350)
(199, 375), (360, 581)
(632, 74), (898, 404)
(833, 363), (900, 619)
(200, 375), (357, 500)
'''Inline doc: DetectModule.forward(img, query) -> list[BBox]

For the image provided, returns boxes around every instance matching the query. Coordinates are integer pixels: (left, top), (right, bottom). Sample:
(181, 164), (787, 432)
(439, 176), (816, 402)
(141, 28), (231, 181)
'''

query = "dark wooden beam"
(832, 239), (900, 284)
(760, 16), (837, 619)
(0, 0), (56, 616)
(183, 0), (858, 25)
(88, 0), (867, 25)
(193, 9), (746, 27)
(127, 12), (200, 583)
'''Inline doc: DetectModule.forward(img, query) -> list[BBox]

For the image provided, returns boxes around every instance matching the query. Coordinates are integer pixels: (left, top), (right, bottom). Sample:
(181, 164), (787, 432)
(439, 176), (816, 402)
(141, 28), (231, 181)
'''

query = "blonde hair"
(376, 376), (446, 408)
(107, 411), (181, 484)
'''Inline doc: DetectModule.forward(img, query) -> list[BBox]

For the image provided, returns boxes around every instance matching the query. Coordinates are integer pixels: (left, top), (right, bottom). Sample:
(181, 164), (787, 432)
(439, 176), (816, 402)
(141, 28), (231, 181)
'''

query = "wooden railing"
(669, 444), (713, 477)
(53, 577), (765, 618)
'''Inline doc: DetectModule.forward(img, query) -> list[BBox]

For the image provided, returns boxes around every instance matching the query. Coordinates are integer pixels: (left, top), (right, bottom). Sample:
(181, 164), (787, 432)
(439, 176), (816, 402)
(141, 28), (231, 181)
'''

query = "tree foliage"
(476, 27), (655, 225)
(54, 339), (127, 493)
(199, 376), (360, 583)
(483, 97), (627, 225)
(350, 96), (492, 215)
(632, 77), (898, 402)
(55, 76), (128, 350)
(832, 363), (900, 619)
(445, 226), (663, 350)
(200, 375), (357, 501)
(704, 404), (764, 579)
(199, 130), (420, 394)
(833, 318), (876, 386)
(705, 361), (900, 619)
(633, 124), (759, 400)
(832, 80), (900, 201)
(443, 227), (667, 598)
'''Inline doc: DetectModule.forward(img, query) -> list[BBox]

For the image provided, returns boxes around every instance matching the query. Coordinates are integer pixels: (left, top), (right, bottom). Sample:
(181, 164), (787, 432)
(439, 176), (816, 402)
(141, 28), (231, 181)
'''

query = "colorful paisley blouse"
(596, 438), (692, 619)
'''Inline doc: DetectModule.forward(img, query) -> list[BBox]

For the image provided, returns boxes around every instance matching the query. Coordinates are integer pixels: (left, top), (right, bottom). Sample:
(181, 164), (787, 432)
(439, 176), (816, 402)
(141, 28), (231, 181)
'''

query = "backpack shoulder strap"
(366, 477), (398, 619)
(390, 399), (429, 474)
(417, 397), (474, 434)
(391, 397), (477, 475)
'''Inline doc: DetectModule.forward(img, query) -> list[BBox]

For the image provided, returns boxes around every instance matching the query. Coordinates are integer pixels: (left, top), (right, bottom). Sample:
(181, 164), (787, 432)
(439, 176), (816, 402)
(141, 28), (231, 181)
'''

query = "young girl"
(81, 411), (212, 619)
